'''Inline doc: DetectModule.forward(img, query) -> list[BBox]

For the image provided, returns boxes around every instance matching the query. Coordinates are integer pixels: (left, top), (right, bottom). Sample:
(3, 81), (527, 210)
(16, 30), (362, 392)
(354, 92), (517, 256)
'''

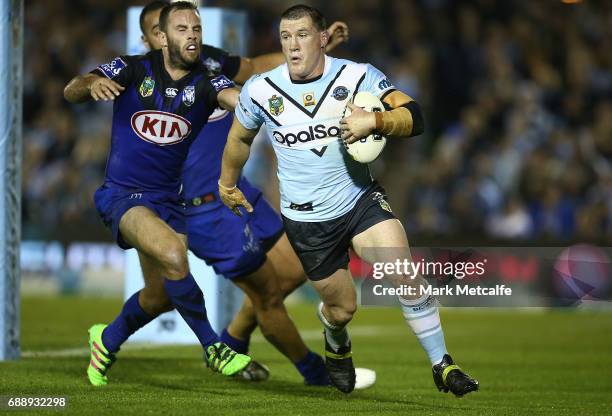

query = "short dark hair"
(280, 4), (326, 31)
(159, 1), (199, 33)
(139, 1), (169, 33)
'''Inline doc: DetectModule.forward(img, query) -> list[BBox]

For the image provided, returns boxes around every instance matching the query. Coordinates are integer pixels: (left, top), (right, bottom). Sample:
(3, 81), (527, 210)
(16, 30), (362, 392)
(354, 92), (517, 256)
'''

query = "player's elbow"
(63, 82), (76, 103)
(63, 77), (84, 103)
(64, 74), (97, 103)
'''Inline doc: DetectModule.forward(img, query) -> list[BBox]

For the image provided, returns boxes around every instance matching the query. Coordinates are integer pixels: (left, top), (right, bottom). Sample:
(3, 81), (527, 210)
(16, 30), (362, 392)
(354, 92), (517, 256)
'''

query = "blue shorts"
(185, 180), (284, 279)
(94, 184), (187, 250)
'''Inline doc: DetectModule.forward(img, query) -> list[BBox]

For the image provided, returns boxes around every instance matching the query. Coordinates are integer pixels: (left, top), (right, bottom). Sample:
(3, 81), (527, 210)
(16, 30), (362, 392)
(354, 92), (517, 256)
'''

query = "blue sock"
(102, 291), (154, 353)
(399, 294), (448, 365)
(164, 273), (219, 349)
(220, 328), (250, 354)
(295, 351), (330, 385)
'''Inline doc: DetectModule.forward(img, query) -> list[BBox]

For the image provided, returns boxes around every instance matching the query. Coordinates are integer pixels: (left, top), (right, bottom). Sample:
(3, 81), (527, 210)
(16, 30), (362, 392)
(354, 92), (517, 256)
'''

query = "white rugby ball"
(342, 91), (387, 163)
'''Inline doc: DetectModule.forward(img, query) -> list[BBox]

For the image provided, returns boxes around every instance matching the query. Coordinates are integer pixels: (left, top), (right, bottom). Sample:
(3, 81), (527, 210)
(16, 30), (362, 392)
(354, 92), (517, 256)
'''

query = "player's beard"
(167, 37), (199, 70)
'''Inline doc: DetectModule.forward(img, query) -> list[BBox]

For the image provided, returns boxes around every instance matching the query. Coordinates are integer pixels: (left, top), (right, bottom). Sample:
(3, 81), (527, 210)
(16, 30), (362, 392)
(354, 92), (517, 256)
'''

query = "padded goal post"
(0, 0), (23, 361)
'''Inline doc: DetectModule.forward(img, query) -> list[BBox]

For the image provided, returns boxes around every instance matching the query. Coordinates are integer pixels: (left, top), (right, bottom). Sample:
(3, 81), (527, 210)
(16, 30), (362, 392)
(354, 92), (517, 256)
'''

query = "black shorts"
(282, 182), (396, 281)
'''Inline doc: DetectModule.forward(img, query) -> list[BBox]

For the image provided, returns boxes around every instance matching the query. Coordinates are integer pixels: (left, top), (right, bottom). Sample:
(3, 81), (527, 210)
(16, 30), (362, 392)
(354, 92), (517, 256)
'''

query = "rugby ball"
(342, 91), (387, 163)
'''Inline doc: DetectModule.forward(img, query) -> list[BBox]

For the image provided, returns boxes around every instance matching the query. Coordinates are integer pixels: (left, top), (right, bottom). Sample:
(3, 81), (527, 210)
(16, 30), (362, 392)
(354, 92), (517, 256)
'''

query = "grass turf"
(0, 296), (611, 415)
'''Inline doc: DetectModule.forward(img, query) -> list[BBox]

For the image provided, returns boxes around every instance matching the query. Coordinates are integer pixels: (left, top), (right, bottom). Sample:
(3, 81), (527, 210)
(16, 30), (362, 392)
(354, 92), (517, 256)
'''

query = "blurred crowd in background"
(23, 0), (611, 245)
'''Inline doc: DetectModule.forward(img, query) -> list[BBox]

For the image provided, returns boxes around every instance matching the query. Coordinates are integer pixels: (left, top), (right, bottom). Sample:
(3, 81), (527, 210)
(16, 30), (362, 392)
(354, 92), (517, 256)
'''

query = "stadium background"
(3, 1), (611, 414)
(21, 0), (611, 297)
(23, 0), (611, 246)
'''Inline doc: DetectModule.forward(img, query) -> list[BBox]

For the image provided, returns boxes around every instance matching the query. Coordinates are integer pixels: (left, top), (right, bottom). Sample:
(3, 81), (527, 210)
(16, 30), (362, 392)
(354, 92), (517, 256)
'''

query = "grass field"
(1, 296), (611, 415)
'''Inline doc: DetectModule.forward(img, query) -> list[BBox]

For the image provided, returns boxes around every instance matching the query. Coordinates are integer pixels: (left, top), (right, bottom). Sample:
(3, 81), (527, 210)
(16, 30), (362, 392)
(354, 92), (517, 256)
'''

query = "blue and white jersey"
(235, 55), (396, 221)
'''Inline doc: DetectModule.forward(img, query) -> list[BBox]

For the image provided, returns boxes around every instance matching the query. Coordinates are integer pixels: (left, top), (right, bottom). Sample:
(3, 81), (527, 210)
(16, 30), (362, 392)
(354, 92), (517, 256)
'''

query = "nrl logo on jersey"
(139, 77), (155, 98)
(182, 86), (195, 106)
(203, 57), (221, 75)
(268, 95), (284, 116)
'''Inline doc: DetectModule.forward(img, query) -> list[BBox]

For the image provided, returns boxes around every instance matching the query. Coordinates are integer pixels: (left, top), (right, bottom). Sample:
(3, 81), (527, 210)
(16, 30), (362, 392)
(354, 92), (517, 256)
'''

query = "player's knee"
(328, 302), (356, 327)
(158, 242), (189, 278)
(252, 288), (283, 312)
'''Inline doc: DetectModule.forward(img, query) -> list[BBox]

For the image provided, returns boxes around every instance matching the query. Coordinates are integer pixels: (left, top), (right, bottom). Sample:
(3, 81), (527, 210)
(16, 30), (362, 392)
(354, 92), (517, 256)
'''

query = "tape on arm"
(374, 101), (424, 137)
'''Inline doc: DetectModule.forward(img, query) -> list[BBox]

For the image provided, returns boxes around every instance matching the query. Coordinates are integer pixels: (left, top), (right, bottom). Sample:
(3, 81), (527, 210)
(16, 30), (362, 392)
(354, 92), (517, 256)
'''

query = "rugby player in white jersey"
(218, 4), (479, 395)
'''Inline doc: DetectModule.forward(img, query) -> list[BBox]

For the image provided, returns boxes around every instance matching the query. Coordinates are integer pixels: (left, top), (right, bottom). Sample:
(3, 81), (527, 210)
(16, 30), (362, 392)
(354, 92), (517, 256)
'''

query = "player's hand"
(340, 103), (376, 144)
(325, 21), (349, 53)
(218, 183), (253, 216)
(89, 77), (125, 101)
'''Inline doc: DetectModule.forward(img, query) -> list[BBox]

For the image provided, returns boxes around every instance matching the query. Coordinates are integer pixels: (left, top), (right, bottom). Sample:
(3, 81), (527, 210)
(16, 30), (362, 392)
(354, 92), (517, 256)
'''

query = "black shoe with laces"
(432, 354), (479, 397)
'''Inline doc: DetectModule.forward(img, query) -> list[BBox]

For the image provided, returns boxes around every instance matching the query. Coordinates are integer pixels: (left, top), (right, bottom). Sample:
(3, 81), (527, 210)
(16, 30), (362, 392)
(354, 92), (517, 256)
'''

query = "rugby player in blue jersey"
(64, 2), (253, 386)
(136, 2), (350, 384)
(219, 4), (479, 395)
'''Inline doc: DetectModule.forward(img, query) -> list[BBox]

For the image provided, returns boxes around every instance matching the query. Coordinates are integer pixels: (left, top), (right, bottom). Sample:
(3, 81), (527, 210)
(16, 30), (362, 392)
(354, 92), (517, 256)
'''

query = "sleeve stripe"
(96, 57), (127, 80)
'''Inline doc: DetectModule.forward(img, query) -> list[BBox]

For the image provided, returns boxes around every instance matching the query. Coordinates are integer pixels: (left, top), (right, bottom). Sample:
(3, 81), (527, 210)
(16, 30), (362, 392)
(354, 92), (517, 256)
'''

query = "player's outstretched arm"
(218, 118), (259, 216)
(64, 73), (125, 104)
(232, 21), (349, 85)
(217, 88), (240, 111)
(232, 53), (286, 85)
(340, 90), (424, 144)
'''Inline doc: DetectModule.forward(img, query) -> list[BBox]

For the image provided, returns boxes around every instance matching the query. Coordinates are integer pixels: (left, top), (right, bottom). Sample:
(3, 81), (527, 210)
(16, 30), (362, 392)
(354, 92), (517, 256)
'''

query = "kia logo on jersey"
(130, 110), (192, 146)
